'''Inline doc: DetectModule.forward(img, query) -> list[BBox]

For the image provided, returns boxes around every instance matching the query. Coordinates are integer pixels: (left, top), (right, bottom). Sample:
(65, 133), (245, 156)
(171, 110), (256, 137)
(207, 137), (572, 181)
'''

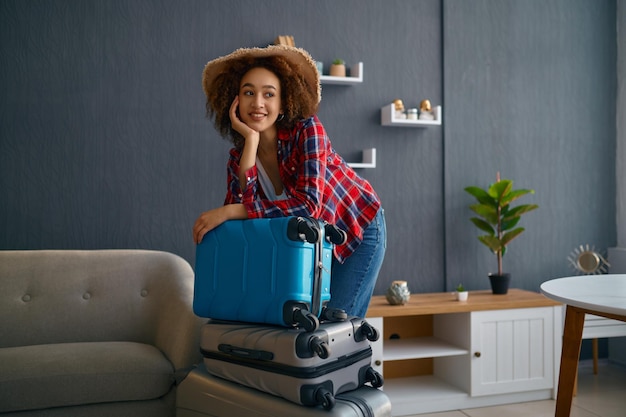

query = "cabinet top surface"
(366, 289), (560, 317)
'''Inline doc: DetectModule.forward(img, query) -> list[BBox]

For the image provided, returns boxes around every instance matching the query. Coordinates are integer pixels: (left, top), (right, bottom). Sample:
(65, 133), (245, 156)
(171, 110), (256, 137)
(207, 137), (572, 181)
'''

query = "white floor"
(403, 360), (626, 417)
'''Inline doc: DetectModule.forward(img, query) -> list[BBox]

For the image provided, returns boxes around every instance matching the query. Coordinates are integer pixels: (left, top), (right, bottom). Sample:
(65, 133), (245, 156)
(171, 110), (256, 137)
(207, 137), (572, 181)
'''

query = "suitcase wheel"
(310, 336), (331, 359)
(315, 387), (336, 410)
(359, 321), (380, 342)
(366, 366), (384, 388)
(320, 307), (348, 322)
(294, 308), (320, 332)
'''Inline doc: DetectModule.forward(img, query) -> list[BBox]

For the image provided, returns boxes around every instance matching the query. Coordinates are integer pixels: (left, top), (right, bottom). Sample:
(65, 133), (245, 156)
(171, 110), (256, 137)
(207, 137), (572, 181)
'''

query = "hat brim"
(202, 44), (321, 104)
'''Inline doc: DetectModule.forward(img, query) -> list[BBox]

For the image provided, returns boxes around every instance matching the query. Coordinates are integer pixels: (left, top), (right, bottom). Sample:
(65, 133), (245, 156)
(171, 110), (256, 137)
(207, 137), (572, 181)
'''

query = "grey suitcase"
(199, 317), (383, 410)
(176, 364), (392, 417)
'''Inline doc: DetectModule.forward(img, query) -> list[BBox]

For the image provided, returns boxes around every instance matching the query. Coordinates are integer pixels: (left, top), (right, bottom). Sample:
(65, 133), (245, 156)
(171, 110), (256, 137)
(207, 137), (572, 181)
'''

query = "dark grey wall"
(0, 0), (617, 296)
(444, 0), (617, 291)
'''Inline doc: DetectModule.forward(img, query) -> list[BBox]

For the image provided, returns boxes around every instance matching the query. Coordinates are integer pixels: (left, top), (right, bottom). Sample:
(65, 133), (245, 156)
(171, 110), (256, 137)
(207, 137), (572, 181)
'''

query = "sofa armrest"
(150, 253), (205, 370)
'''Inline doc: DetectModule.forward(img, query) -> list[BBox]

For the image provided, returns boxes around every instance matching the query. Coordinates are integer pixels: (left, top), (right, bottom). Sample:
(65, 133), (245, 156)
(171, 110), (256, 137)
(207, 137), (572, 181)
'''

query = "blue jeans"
(327, 209), (386, 318)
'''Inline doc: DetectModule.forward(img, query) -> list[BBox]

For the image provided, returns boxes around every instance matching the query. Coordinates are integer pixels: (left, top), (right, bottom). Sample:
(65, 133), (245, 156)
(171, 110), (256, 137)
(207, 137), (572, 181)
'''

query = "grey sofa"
(0, 250), (205, 417)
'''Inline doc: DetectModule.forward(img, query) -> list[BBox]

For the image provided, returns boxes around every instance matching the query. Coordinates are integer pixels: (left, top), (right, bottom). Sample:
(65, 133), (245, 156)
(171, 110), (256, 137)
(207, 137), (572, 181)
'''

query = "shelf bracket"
(347, 148), (376, 169)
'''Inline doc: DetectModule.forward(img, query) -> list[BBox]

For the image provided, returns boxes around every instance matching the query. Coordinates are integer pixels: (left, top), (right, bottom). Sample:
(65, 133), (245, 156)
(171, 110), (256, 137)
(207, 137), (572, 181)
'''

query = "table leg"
(555, 306), (586, 417)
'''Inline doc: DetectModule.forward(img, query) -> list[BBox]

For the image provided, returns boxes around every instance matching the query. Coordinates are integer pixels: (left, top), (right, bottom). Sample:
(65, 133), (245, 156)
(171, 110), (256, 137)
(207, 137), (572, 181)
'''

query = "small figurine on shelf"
(393, 99), (406, 119)
(418, 99), (435, 120)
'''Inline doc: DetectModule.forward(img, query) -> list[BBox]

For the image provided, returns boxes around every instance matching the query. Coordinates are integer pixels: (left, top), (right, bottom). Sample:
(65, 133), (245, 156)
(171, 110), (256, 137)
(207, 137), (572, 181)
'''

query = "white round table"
(541, 274), (626, 417)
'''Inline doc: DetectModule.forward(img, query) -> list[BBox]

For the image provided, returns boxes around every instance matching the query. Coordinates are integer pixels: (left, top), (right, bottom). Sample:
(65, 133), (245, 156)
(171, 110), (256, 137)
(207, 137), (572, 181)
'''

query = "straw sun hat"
(202, 44), (321, 105)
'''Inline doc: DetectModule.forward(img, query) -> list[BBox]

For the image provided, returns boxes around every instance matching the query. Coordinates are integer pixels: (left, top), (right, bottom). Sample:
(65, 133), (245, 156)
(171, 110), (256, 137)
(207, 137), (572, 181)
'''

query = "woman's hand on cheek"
(229, 96), (258, 141)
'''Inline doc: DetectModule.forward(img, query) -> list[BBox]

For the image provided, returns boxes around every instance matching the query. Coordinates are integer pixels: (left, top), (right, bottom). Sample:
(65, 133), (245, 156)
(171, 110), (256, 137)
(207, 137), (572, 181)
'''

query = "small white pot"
(455, 291), (469, 301)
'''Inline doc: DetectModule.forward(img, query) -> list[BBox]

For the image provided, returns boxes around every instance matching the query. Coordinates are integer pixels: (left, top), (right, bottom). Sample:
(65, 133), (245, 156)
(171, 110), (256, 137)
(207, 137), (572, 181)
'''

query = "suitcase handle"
(324, 223), (348, 245)
(287, 217), (320, 243)
(218, 344), (274, 361)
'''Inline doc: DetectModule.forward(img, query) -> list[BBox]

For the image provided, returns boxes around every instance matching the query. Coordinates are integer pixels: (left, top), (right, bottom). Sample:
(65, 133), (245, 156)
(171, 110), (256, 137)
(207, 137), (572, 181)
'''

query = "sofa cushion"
(0, 341), (174, 413)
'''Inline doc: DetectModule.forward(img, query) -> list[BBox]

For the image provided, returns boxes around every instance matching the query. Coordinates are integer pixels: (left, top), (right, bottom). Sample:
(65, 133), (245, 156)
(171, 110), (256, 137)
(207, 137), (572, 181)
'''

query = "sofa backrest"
(0, 250), (202, 367)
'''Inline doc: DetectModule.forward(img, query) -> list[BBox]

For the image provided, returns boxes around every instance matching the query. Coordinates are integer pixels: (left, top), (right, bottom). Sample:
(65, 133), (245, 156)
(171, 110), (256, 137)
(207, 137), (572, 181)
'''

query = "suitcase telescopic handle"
(217, 344), (274, 361)
(287, 217), (320, 243)
(324, 223), (347, 245)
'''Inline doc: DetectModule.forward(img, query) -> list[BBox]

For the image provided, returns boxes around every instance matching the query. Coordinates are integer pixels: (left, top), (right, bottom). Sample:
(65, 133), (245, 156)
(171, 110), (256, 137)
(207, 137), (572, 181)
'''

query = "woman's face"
(237, 67), (282, 135)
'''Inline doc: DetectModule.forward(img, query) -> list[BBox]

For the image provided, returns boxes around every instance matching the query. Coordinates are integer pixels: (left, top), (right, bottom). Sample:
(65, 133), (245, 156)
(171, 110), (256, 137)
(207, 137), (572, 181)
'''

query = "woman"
(193, 44), (385, 317)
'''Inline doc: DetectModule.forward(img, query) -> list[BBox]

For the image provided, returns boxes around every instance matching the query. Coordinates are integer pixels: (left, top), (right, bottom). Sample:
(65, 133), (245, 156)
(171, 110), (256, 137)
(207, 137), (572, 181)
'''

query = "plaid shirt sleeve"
(224, 148), (261, 205)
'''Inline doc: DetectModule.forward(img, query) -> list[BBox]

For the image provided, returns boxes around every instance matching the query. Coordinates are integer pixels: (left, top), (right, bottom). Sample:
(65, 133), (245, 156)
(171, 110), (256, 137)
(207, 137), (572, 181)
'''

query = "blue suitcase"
(193, 217), (347, 331)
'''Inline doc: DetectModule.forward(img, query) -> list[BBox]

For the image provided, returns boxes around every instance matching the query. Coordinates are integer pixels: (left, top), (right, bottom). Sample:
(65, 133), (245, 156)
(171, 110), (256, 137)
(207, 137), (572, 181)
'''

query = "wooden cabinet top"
(366, 288), (561, 318)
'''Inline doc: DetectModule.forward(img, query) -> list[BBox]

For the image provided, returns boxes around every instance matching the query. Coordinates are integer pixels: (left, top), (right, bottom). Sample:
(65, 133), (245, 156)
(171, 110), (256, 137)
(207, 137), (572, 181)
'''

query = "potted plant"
(329, 59), (346, 77)
(464, 173), (539, 294)
(455, 283), (468, 301)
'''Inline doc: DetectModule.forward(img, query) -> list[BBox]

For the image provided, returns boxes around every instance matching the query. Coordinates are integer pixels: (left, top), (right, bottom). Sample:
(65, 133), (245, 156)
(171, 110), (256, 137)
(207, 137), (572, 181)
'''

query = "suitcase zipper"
(201, 346), (372, 379)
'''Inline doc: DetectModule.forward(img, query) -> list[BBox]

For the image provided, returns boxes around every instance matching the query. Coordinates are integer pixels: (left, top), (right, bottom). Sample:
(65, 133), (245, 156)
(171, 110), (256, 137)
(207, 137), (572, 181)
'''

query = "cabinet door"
(470, 307), (555, 396)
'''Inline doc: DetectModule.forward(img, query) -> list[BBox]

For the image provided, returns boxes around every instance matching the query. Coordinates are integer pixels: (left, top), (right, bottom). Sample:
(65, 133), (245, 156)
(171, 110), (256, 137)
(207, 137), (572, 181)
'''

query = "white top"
(256, 157), (287, 201)
(540, 274), (626, 317)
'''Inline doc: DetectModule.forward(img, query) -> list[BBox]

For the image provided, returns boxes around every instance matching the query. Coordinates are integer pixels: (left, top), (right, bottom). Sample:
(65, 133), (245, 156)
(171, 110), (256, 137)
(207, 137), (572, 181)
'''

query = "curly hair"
(205, 55), (319, 149)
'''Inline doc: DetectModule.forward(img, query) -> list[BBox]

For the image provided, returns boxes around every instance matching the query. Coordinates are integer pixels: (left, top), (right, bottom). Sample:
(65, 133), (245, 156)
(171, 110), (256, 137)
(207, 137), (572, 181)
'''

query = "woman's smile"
(238, 67), (281, 133)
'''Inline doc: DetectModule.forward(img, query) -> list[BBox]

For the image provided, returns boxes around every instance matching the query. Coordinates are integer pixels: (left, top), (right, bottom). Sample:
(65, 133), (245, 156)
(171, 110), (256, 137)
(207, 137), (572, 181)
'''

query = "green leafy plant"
(456, 283), (466, 292)
(332, 58), (345, 65)
(464, 173), (538, 276)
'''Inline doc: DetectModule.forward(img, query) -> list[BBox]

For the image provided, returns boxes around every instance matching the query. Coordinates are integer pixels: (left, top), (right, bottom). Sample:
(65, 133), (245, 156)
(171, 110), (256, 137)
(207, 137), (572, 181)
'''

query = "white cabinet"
(469, 308), (556, 396)
(366, 290), (562, 416)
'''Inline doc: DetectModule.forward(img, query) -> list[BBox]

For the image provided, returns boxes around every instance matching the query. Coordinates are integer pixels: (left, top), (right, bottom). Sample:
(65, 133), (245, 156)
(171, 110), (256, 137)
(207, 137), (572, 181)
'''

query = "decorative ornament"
(419, 99), (432, 112)
(567, 244), (610, 275)
(386, 280), (411, 305)
(393, 99), (407, 119)
(418, 99), (434, 120)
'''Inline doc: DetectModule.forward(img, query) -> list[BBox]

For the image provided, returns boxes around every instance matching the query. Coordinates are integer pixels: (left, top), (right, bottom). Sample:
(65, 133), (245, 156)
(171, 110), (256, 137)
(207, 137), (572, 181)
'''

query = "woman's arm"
(193, 203), (248, 244)
(229, 97), (260, 189)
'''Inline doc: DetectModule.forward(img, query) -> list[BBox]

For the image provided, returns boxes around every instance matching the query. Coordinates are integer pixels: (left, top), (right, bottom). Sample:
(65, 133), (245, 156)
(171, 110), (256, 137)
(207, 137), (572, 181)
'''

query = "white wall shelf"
(346, 148), (376, 169)
(381, 103), (442, 127)
(320, 62), (369, 167)
(320, 62), (363, 85)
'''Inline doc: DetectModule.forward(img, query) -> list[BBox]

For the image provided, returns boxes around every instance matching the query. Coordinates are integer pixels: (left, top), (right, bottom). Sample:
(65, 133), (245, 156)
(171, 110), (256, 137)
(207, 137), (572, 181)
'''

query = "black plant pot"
(488, 273), (511, 294)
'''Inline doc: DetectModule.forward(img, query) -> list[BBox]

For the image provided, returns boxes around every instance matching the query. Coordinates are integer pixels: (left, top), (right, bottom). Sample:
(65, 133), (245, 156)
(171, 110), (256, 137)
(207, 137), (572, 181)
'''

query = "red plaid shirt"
(223, 115), (381, 262)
